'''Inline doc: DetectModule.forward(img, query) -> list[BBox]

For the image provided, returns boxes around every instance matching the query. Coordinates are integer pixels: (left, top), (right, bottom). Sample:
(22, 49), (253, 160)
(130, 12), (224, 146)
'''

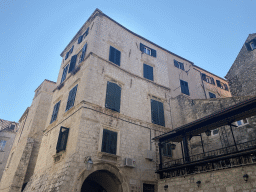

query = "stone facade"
(225, 33), (256, 97)
(0, 119), (18, 182)
(0, 9), (236, 192)
(0, 80), (56, 192)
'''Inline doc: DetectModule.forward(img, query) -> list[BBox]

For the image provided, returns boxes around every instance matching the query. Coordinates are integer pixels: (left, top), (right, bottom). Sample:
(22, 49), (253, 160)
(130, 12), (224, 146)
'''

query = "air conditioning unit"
(124, 158), (136, 167)
(145, 150), (154, 161)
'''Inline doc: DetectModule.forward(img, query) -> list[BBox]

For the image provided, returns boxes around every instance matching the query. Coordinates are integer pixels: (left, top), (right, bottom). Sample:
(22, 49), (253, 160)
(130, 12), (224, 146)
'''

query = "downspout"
(194, 68), (207, 99)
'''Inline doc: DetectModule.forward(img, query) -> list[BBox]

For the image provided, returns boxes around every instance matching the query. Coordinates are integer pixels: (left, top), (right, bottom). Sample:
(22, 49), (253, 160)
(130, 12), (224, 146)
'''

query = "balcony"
(154, 96), (256, 179)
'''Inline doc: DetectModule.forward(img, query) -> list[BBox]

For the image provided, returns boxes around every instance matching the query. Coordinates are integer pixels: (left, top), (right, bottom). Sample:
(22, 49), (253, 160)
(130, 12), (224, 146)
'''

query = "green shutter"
(151, 49), (157, 57)
(140, 43), (145, 52)
(68, 55), (77, 73)
(56, 127), (69, 153)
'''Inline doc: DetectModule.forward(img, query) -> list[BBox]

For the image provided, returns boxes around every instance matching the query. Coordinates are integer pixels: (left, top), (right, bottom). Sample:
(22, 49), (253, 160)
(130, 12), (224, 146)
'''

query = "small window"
(180, 80), (190, 96)
(251, 42), (256, 50)
(0, 140), (7, 151)
(78, 36), (83, 44)
(144, 47), (151, 55)
(79, 43), (87, 64)
(68, 55), (78, 73)
(143, 64), (154, 81)
(140, 43), (157, 57)
(101, 129), (117, 155)
(212, 129), (219, 136)
(9, 124), (15, 130)
(61, 64), (69, 83)
(174, 60), (184, 70)
(163, 143), (172, 157)
(216, 80), (229, 91)
(109, 46), (121, 66)
(143, 183), (155, 192)
(209, 92), (216, 98)
(66, 85), (78, 111)
(201, 73), (215, 85)
(105, 82), (121, 112)
(236, 119), (248, 126)
(56, 127), (69, 153)
(50, 101), (61, 124)
(151, 99), (165, 126)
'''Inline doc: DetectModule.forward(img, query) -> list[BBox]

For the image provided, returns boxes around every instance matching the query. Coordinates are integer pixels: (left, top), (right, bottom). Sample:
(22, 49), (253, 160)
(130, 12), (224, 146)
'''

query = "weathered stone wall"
(225, 33), (256, 97)
(0, 80), (55, 192)
(158, 164), (256, 192)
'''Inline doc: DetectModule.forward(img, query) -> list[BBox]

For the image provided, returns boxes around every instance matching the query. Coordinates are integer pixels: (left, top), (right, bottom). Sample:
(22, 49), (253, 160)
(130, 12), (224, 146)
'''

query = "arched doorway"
(81, 170), (123, 192)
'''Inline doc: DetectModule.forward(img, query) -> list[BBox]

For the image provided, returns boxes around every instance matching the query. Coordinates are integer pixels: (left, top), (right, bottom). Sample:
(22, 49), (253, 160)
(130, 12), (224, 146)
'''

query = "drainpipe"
(194, 68), (207, 99)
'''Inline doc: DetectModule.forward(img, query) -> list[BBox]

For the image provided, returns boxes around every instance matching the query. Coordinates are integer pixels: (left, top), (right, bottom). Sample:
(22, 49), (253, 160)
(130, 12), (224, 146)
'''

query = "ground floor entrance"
(81, 170), (122, 192)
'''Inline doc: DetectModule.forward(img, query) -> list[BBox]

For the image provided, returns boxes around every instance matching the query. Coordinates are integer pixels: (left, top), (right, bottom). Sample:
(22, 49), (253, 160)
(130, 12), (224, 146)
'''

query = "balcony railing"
(158, 139), (256, 178)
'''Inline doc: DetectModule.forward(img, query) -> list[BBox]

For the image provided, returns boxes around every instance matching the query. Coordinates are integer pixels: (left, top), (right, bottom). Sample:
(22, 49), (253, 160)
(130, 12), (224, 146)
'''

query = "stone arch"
(73, 163), (129, 192)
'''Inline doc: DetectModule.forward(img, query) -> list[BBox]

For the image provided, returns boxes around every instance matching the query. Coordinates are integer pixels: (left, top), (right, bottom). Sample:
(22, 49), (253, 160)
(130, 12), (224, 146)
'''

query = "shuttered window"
(180, 80), (190, 96)
(143, 64), (154, 81)
(209, 92), (216, 98)
(65, 52), (69, 60)
(224, 84), (229, 91)
(210, 77), (215, 85)
(56, 127), (69, 153)
(61, 64), (69, 83)
(50, 101), (61, 124)
(151, 99), (165, 126)
(174, 60), (184, 70)
(140, 43), (157, 58)
(105, 82), (121, 112)
(109, 46), (121, 66)
(101, 129), (117, 155)
(68, 55), (77, 73)
(79, 43), (87, 63)
(163, 143), (172, 157)
(143, 184), (155, 192)
(78, 36), (83, 44)
(216, 80), (221, 88)
(69, 45), (74, 54)
(0, 140), (7, 151)
(66, 85), (78, 111)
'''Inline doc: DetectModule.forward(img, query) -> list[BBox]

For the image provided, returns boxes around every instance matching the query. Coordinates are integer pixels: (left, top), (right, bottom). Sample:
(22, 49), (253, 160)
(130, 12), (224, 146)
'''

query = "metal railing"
(162, 139), (256, 169)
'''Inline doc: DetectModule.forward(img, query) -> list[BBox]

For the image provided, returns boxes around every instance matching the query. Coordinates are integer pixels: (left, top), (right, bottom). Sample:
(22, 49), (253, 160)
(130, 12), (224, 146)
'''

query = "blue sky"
(0, 0), (255, 122)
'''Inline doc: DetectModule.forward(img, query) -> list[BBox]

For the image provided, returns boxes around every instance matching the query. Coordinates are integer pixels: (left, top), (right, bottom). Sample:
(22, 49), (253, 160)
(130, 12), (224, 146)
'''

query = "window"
(66, 85), (78, 111)
(143, 64), (154, 81)
(212, 128), (219, 136)
(65, 45), (74, 60)
(174, 60), (184, 70)
(143, 184), (155, 192)
(209, 92), (216, 98)
(109, 46), (121, 66)
(105, 82), (121, 112)
(9, 124), (15, 130)
(151, 99), (165, 126)
(216, 80), (229, 91)
(180, 80), (190, 96)
(236, 119), (248, 126)
(163, 143), (172, 157)
(0, 140), (7, 151)
(140, 43), (157, 57)
(56, 127), (69, 153)
(78, 27), (89, 44)
(101, 129), (117, 155)
(245, 38), (256, 51)
(60, 64), (69, 83)
(68, 55), (77, 73)
(201, 73), (215, 85)
(79, 43), (87, 64)
(50, 101), (61, 124)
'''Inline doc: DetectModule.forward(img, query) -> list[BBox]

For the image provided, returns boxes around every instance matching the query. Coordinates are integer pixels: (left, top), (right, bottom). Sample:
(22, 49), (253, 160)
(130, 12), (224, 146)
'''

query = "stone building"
(0, 80), (56, 192)
(0, 8), (238, 192)
(0, 119), (18, 182)
(225, 33), (256, 97)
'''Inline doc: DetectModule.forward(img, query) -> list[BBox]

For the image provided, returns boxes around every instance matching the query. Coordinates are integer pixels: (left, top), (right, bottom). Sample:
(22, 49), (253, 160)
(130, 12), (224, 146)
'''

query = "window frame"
(144, 47), (151, 55)
(101, 129), (118, 155)
(109, 46), (121, 66)
(174, 60), (185, 71)
(56, 127), (69, 153)
(65, 84), (78, 111)
(0, 140), (7, 151)
(236, 119), (248, 127)
(162, 142), (172, 157)
(105, 81), (121, 113)
(151, 99), (165, 127)
(50, 101), (61, 124)
(60, 64), (70, 84)
(180, 80), (190, 96)
(143, 64), (154, 81)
